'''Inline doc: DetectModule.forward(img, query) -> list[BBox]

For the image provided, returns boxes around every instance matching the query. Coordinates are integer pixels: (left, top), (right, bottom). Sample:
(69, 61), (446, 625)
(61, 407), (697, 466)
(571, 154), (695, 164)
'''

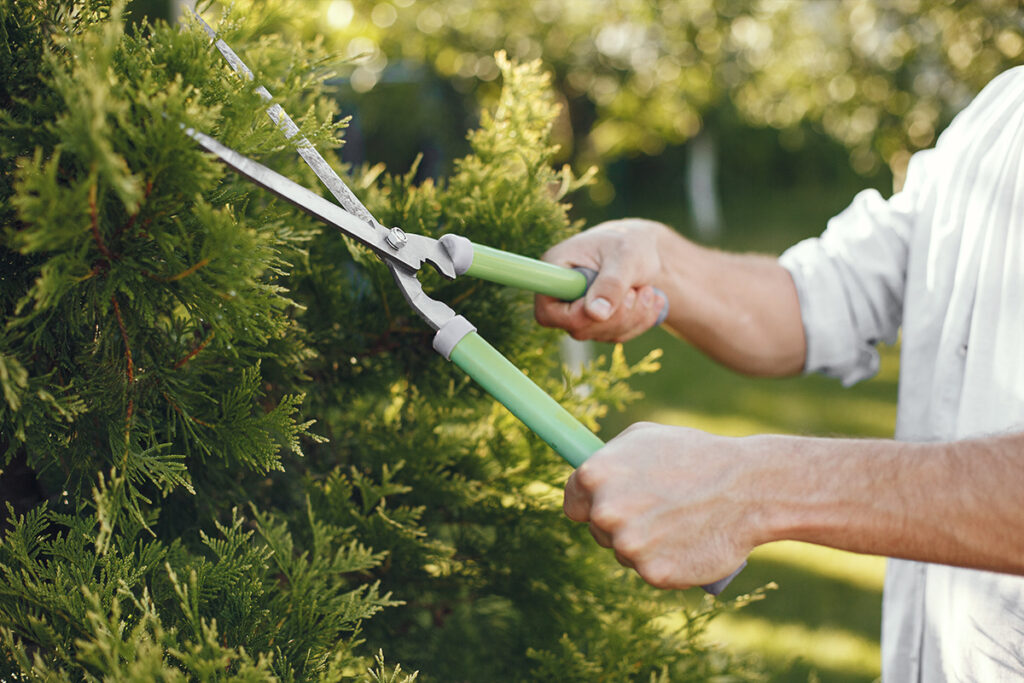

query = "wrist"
(633, 219), (692, 294)
(733, 434), (808, 547)
(751, 435), (925, 554)
(739, 434), (877, 548)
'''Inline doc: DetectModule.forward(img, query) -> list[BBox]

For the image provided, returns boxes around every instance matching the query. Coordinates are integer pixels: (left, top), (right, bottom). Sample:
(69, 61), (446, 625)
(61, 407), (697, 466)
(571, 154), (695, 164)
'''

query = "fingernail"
(588, 297), (612, 321)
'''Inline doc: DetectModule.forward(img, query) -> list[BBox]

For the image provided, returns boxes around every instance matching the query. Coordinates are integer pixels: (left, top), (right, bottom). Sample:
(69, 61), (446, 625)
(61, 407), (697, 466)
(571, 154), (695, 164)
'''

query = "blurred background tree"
(164, 0), (1024, 230)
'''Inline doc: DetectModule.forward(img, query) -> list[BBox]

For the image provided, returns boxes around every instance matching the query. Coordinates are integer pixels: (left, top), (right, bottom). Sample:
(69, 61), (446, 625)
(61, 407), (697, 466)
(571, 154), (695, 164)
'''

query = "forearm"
(649, 224), (806, 377)
(566, 424), (1024, 590)
(755, 431), (1024, 574)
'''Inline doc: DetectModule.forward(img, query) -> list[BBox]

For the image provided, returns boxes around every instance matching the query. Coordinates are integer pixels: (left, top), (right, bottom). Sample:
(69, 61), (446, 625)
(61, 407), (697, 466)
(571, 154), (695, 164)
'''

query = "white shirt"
(779, 66), (1024, 682)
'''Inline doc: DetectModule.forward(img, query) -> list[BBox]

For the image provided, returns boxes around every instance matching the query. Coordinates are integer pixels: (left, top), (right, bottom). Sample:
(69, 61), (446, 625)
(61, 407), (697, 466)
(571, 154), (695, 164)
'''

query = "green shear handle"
(435, 317), (743, 595)
(462, 242), (591, 300)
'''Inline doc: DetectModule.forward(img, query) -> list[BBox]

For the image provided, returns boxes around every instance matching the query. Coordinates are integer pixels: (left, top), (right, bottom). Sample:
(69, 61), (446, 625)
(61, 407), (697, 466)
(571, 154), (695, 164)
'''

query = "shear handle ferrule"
(433, 316), (477, 360)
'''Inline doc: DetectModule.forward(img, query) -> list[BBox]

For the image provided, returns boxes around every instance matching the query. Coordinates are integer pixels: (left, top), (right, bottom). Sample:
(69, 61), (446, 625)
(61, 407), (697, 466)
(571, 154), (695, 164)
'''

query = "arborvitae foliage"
(0, 2), (767, 680)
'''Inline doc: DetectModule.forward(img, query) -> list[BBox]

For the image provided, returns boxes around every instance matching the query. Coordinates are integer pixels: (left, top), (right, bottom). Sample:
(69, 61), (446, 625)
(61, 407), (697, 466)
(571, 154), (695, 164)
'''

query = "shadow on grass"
(768, 658), (879, 683)
(732, 556), (882, 642)
(698, 554), (883, 683)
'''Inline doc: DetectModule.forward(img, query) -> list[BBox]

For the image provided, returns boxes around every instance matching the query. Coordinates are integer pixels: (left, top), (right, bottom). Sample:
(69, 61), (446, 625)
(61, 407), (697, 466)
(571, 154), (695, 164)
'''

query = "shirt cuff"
(780, 239), (881, 387)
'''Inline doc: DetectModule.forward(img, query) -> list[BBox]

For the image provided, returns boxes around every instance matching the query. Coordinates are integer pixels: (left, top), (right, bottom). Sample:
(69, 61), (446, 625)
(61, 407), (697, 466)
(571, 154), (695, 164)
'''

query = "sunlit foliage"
(247, 0), (1023, 180)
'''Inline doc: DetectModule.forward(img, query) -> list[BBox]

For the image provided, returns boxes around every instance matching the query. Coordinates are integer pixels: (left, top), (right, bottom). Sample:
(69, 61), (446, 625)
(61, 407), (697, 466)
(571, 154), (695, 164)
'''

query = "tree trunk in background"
(561, 337), (594, 397)
(687, 127), (723, 240)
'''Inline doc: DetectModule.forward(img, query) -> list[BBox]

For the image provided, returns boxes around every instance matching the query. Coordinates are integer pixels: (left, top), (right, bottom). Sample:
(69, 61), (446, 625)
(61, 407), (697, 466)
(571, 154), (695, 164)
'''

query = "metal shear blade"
(193, 10), (379, 228)
(186, 127), (456, 274)
(191, 10), (458, 306)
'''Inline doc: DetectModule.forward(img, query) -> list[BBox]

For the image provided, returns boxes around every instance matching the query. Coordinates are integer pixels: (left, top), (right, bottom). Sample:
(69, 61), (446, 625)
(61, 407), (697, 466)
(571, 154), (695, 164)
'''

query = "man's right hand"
(534, 218), (670, 343)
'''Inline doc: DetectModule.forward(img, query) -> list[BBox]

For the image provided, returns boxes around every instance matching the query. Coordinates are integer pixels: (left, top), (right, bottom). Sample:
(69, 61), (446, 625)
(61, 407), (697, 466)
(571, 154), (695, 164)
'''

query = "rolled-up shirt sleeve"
(779, 168), (923, 385)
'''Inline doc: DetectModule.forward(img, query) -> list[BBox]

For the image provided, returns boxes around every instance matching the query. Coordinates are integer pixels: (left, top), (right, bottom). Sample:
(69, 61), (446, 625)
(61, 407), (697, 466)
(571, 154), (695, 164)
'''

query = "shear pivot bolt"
(385, 227), (408, 250)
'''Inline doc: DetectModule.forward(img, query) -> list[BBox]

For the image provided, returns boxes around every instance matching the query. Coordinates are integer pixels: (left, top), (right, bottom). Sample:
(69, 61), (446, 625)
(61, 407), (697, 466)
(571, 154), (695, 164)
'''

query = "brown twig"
(139, 257), (211, 283)
(89, 183), (116, 262)
(449, 282), (481, 308)
(173, 330), (215, 369)
(77, 263), (104, 282)
(162, 391), (213, 428)
(111, 296), (134, 445)
(165, 257), (210, 282)
(114, 179), (153, 239)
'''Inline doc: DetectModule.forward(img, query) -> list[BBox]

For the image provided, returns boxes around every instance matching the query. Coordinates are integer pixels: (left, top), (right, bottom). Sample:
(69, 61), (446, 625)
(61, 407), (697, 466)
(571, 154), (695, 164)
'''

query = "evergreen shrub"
(0, 2), (767, 680)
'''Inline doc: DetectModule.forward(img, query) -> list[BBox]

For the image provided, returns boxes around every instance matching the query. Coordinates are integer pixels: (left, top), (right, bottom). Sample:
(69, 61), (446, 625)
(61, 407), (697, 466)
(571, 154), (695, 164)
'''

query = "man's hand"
(563, 422), (759, 589)
(534, 218), (669, 342)
(535, 217), (807, 376)
(566, 424), (1024, 589)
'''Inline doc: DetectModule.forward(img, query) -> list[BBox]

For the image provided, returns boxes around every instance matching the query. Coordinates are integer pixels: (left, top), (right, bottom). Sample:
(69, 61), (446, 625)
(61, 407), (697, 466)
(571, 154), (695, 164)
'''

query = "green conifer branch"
(0, 2), (767, 678)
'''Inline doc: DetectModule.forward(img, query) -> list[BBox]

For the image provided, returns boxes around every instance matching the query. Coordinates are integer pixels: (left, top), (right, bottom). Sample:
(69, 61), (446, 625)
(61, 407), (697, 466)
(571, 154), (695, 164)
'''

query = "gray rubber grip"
(702, 561), (746, 595)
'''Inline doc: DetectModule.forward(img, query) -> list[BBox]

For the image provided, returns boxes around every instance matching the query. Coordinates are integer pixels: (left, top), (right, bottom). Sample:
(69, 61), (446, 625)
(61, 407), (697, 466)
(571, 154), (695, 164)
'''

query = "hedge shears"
(189, 14), (741, 595)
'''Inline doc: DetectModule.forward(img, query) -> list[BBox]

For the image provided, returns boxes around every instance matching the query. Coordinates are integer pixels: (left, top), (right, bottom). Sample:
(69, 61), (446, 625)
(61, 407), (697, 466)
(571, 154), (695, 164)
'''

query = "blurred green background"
(131, 1), (1022, 679)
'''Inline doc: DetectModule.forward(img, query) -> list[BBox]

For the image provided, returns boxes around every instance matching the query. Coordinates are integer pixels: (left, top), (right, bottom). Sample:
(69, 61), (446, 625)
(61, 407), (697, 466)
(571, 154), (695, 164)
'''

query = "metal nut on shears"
(385, 227), (408, 250)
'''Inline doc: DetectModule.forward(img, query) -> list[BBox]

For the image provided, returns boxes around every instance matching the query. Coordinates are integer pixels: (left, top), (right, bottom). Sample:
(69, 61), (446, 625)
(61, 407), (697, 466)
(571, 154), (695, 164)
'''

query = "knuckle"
(597, 230), (629, 252)
(534, 301), (566, 329)
(562, 476), (590, 522)
(572, 463), (603, 491)
(541, 240), (580, 267)
(588, 523), (612, 548)
(637, 303), (659, 328)
(563, 499), (587, 523)
(533, 305), (553, 327)
(646, 300), (664, 326)
(636, 560), (676, 590)
(584, 328), (618, 343)
(621, 421), (655, 437)
(588, 502), (622, 531)
(612, 531), (644, 558)
(539, 247), (561, 265)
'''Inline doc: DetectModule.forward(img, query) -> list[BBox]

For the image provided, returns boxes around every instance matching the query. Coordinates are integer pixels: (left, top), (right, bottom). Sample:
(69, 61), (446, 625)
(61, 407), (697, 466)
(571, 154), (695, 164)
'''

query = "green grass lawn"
(582, 172), (899, 682)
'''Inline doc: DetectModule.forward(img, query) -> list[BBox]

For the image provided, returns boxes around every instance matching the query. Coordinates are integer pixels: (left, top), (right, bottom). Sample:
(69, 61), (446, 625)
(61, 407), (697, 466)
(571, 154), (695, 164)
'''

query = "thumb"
(584, 265), (631, 322)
